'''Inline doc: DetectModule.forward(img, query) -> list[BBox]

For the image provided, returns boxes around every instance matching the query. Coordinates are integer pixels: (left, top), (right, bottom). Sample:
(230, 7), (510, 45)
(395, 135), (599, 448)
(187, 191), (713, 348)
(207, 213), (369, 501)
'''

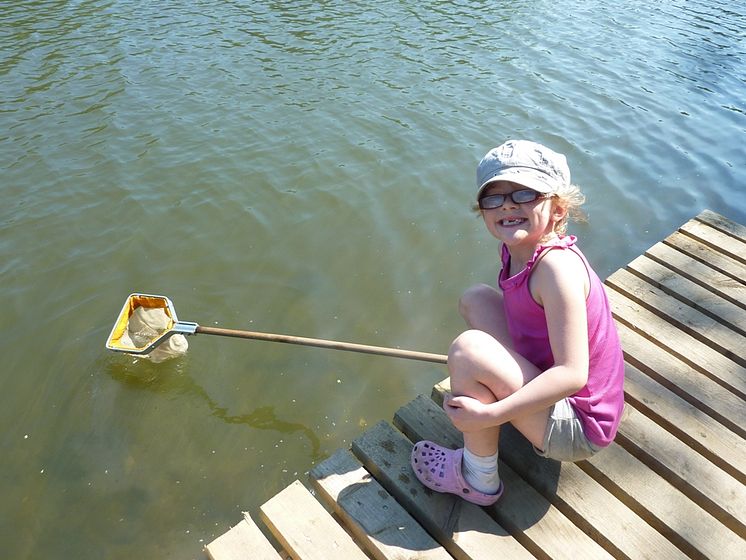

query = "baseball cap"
(476, 140), (571, 200)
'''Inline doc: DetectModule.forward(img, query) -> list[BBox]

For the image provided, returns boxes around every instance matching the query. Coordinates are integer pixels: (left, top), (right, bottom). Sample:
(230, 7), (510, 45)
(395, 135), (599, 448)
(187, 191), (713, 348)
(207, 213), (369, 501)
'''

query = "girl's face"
(479, 181), (565, 255)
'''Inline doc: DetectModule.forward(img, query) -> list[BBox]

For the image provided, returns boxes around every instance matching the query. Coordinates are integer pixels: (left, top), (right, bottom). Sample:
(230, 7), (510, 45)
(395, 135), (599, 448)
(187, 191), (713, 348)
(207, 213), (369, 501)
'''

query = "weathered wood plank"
(697, 209), (746, 240)
(606, 286), (746, 398)
(615, 321), (745, 439)
(627, 252), (746, 334)
(579, 432), (745, 558)
(433, 379), (746, 559)
(664, 230), (745, 281)
(352, 420), (534, 560)
(259, 480), (368, 560)
(606, 267), (746, 366)
(403, 393), (686, 560)
(205, 514), (281, 560)
(644, 241), (746, 311)
(623, 360), (746, 483)
(615, 404), (746, 537)
(432, 387), (737, 560)
(310, 448), (451, 560)
(680, 218), (746, 263)
(394, 395), (614, 560)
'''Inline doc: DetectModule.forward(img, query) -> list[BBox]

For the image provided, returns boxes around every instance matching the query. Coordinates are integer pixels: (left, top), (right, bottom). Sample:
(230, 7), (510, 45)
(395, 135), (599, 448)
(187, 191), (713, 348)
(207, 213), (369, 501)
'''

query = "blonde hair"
(552, 183), (586, 235)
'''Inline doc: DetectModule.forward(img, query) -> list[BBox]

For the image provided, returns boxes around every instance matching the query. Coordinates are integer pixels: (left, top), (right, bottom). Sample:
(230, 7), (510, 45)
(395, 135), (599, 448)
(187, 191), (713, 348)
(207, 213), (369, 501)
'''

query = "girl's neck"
(504, 232), (561, 275)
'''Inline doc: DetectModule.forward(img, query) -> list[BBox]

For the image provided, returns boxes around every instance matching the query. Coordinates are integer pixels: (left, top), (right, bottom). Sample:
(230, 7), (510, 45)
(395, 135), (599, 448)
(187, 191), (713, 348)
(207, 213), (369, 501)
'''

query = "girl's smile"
(498, 217), (528, 227)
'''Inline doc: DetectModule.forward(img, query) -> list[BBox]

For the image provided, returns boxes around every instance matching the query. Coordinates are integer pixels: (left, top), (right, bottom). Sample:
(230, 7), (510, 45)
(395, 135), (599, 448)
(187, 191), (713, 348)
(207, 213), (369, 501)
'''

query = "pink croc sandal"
(410, 440), (503, 506)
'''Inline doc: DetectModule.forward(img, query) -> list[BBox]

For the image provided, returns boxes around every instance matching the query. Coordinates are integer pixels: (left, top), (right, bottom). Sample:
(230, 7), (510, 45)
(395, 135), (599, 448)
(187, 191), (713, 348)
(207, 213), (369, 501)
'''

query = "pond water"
(2, 1), (744, 558)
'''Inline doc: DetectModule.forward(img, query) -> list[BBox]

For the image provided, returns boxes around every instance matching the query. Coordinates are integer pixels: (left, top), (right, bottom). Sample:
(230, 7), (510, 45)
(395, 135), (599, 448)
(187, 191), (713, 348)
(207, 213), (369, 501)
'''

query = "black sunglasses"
(478, 189), (550, 210)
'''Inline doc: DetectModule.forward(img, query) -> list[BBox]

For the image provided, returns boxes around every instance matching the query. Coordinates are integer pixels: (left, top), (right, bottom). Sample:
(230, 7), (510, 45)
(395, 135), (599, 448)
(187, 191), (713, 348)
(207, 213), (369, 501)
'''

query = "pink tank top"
(499, 235), (625, 447)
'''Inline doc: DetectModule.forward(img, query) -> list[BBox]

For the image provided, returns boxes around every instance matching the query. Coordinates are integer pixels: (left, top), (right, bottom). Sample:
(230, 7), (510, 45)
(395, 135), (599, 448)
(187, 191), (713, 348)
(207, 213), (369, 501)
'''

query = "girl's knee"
(448, 330), (515, 399)
(448, 330), (507, 377)
(450, 329), (492, 358)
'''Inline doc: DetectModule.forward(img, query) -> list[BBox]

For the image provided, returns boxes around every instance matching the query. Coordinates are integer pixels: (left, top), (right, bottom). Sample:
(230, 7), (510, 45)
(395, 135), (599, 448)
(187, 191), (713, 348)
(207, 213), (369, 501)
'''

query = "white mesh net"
(120, 306), (188, 363)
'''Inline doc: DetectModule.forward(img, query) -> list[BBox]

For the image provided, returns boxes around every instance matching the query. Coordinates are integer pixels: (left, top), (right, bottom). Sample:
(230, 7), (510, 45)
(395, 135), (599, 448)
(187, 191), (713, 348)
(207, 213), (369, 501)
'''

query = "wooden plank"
(205, 514), (282, 560)
(433, 379), (745, 558)
(680, 217), (746, 263)
(394, 396), (614, 560)
(615, 404), (746, 537)
(579, 432), (745, 558)
(488, 412), (739, 558)
(697, 209), (746, 240)
(615, 321), (745, 438)
(644, 241), (746, 311)
(401, 393), (685, 560)
(259, 480), (368, 560)
(623, 361), (746, 483)
(664, 230), (745, 281)
(627, 252), (746, 335)
(606, 286), (746, 398)
(351, 420), (534, 560)
(310, 448), (451, 560)
(606, 267), (746, 366)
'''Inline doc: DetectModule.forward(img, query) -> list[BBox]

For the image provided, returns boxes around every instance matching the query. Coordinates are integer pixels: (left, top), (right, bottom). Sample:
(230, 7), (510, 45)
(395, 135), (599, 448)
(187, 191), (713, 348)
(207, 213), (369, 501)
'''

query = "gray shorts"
(534, 398), (603, 462)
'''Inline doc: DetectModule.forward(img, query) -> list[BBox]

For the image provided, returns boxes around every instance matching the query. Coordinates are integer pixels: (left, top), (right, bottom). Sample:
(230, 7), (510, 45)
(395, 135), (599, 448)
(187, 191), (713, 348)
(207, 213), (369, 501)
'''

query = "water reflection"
(105, 358), (323, 462)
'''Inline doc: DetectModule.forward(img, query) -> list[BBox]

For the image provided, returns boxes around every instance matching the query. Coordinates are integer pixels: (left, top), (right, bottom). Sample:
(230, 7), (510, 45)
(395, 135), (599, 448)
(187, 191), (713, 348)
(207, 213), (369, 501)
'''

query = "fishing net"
(119, 305), (188, 363)
(106, 293), (449, 365)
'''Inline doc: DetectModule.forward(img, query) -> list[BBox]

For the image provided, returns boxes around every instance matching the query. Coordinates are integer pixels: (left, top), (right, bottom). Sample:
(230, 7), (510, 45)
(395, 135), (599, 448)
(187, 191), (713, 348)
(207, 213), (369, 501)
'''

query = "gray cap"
(476, 140), (571, 199)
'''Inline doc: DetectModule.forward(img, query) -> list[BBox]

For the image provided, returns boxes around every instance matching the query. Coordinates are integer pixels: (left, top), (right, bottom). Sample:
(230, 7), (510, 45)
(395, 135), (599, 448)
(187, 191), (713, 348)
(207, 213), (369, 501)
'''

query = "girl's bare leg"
(450, 284), (551, 455)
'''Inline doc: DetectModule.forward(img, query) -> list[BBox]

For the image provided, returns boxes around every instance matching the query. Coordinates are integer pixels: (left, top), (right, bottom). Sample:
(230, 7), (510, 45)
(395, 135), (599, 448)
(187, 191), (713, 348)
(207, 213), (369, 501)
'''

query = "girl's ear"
(550, 200), (568, 232)
(552, 200), (567, 221)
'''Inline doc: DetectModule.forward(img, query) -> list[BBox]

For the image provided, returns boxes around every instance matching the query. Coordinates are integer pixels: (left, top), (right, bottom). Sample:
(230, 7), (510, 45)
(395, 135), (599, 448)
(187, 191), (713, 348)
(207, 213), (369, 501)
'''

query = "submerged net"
(120, 306), (188, 363)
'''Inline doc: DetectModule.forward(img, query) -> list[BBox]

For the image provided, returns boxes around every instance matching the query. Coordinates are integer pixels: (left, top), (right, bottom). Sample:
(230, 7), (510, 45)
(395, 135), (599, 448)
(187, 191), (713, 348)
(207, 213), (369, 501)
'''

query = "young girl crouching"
(411, 140), (625, 506)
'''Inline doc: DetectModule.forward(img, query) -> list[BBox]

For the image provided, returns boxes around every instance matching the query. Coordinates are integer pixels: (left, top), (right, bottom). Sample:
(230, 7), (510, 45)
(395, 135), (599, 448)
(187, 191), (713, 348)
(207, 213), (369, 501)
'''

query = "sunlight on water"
(1, 0), (744, 557)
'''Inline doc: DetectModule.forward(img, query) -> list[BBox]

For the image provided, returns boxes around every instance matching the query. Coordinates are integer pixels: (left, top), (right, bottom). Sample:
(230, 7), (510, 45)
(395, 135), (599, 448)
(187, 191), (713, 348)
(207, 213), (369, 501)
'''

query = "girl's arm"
(448, 249), (591, 431)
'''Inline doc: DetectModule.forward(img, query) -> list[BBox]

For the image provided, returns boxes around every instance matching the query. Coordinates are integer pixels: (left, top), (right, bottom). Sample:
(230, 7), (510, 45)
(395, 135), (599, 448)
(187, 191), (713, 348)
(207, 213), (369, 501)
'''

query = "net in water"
(120, 306), (188, 363)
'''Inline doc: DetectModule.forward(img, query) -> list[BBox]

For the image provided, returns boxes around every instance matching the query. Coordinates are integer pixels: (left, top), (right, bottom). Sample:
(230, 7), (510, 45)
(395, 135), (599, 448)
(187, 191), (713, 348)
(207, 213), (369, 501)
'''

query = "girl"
(411, 140), (625, 506)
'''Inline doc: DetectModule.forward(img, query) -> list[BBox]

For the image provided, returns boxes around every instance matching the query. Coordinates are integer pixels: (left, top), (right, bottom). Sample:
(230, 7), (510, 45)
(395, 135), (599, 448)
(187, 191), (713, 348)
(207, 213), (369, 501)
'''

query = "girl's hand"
(443, 393), (497, 433)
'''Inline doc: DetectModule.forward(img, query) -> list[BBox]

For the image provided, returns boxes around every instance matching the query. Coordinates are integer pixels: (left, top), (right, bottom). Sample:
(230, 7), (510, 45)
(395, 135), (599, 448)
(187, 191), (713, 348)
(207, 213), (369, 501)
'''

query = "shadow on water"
(104, 356), (323, 462)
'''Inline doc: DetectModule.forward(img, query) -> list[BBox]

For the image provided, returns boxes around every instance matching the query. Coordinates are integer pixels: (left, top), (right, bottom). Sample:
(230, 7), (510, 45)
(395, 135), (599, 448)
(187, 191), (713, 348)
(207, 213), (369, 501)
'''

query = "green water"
(2, 1), (744, 558)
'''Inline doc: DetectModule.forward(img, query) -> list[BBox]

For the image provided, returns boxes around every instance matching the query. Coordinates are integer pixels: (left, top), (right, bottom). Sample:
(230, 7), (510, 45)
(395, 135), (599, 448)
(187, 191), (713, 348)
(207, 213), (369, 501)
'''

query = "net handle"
(194, 325), (447, 364)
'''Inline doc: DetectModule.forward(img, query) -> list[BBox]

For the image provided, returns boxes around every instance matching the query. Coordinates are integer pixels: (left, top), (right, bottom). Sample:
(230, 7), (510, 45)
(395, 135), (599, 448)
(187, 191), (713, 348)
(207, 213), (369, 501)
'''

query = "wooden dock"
(205, 210), (746, 560)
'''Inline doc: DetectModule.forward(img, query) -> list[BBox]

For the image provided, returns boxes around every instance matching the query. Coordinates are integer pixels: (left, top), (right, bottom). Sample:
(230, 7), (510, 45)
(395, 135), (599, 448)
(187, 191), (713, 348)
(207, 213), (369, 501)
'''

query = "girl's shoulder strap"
(528, 235), (578, 271)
